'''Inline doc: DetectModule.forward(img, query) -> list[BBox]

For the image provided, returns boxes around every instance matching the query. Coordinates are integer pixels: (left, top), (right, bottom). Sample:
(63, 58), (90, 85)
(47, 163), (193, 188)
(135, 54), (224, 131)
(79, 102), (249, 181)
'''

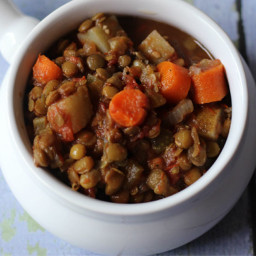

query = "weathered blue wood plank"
(242, 0), (256, 80)
(193, 0), (239, 44)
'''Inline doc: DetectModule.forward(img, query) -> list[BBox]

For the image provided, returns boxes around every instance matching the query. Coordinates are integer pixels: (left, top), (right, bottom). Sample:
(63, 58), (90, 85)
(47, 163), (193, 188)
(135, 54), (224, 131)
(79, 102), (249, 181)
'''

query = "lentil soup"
(25, 14), (231, 203)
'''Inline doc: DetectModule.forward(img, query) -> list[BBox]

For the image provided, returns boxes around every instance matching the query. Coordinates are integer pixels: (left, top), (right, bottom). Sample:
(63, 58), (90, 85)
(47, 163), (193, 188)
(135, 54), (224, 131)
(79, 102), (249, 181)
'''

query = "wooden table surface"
(0, 0), (255, 255)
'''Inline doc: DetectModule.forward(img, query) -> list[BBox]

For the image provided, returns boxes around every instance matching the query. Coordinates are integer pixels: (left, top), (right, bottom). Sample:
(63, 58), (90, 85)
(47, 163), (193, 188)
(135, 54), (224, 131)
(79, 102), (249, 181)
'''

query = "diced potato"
(47, 86), (93, 140)
(193, 106), (223, 140)
(78, 26), (110, 53)
(138, 30), (175, 64)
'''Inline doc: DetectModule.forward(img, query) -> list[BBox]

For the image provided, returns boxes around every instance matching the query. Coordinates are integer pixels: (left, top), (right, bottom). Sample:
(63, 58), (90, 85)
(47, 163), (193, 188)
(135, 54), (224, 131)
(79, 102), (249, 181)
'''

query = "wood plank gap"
(236, 0), (248, 61)
(248, 175), (256, 253)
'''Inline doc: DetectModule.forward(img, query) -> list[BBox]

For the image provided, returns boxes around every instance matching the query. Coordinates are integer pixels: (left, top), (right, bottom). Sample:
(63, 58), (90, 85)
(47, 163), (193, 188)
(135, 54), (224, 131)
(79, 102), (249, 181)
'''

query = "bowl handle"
(0, 0), (39, 64)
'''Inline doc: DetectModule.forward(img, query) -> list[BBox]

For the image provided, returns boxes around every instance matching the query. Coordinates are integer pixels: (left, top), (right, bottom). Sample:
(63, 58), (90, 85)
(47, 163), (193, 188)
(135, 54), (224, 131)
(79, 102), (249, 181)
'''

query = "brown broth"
(118, 15), (212, 66)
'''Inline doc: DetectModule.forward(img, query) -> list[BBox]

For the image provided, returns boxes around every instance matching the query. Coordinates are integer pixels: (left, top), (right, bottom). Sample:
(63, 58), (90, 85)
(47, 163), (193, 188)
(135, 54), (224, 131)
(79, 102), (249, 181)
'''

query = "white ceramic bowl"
(1, 0), (256, 255)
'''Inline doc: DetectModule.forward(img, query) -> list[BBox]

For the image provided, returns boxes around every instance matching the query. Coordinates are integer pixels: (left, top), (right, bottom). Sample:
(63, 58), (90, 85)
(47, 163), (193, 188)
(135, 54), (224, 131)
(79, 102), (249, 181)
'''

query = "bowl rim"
(6, 0), (248, 217)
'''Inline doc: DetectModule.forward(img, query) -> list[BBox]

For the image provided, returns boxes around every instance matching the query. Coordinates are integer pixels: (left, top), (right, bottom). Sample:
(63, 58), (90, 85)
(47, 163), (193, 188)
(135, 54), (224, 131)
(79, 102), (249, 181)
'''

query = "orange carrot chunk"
(33, 54), (62, 85)
(189, 59), (228, 104)
(157, 61), (191, 104)
(109, 89), (149, 127)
